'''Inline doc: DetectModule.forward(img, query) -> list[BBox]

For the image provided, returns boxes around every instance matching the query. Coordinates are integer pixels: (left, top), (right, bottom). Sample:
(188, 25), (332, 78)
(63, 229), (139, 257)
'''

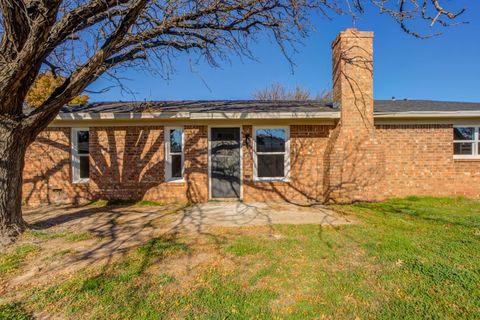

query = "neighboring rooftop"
(374, 100), (480, 114)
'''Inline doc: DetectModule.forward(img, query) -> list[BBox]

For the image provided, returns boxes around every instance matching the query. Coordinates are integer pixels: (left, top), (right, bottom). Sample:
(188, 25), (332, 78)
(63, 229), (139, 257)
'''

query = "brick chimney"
(332, 28), (374, 130)
(324, 29), (384, 203)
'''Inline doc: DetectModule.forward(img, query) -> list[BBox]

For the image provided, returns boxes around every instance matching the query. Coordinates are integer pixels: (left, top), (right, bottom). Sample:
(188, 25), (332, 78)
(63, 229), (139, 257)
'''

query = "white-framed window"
(71, 128), (90, 183)
(253, 126), (290, 181)
(453, 126), (480, 159)
(165, 127), (184, 181)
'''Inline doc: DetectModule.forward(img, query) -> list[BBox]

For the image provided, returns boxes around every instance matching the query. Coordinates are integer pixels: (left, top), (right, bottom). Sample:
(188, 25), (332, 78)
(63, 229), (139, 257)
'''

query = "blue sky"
(88, 3), (480, 103)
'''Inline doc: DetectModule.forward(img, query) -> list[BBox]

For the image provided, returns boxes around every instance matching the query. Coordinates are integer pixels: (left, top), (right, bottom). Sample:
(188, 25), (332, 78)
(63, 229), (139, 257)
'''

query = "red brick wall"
(88, 126), (187, 202)
(453, 160), (480, 198)
(326, 28), (383, 203)
(184, 125), (209, 203)
(23, 126), (209, 206)
(23, 128), (90, 206)
(332, 29), (374, 131)
(242, 124), (333, 203)
(374, 124), (455, 200)
(22, 123), (480, 206)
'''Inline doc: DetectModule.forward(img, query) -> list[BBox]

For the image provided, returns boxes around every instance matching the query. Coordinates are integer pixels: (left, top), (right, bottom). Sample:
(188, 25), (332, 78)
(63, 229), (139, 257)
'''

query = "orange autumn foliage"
(26, 73), (89, 108)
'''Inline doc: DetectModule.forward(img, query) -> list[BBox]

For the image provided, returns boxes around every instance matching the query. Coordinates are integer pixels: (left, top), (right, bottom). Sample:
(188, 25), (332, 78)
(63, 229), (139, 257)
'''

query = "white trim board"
(164, 126), (185, 182)
(48, 118), (337, 128)
(71, 127), (90, 184)
(252, 125), (290, 182)
(55, 110), (480, 122)
(453, 125), (480, 160)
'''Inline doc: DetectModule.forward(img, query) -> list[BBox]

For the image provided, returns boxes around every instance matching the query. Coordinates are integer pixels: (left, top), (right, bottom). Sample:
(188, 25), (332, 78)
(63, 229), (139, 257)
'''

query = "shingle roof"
(60, 99), (480, 115)
(374, 100), (480, 113)
(60, 100), (334, 114)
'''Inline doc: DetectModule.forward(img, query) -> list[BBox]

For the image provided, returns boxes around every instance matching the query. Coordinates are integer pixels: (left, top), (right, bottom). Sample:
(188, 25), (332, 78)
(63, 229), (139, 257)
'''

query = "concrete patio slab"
(172, 202), (353, 232)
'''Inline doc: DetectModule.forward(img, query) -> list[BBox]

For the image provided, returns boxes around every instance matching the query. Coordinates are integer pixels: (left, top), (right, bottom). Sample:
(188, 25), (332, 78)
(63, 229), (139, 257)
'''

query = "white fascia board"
(190, 111), (340, 119)
(55, 111), (341, 120)
(56, 112), (191, 120)
(54, 110), (480, 121)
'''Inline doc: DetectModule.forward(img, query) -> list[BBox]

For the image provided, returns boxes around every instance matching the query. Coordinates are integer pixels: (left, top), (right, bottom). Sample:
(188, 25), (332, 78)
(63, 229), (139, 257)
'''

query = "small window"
(72, 128), (90, 183)
(165, 127), (184, 181)
(254, 127), (289, 180)
(453, 126), (480, 158)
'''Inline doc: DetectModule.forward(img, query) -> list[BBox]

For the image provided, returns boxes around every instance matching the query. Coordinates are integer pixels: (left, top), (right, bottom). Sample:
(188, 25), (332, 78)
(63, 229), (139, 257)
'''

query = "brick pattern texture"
(23, 126), (210, 206)
(242, 125), (333, 203)
(325, 29), (383, 203)
(374, 124), (455, 199)
(23, 128), (89, 205)
(22, 123), (480, 206)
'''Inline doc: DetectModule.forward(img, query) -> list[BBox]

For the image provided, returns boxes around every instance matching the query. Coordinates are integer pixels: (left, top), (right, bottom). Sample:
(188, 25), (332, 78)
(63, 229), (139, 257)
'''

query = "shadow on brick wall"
(23, 125), (210, 206)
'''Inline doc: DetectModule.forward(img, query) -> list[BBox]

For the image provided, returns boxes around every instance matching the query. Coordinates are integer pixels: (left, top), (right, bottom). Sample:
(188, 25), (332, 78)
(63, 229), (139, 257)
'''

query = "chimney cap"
(332, 28), (374, 48)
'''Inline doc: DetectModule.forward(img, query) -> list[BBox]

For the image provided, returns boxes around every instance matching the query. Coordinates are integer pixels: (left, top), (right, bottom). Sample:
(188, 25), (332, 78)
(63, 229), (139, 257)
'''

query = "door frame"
(208, 125), (243, 200)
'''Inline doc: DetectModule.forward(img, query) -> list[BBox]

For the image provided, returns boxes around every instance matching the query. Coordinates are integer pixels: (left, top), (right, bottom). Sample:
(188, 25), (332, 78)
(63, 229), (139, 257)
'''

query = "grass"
(26, 229), (95, 242)
(4, 196), (480, 319)
(0, 302), (33, 320)
(51, 249), (73, 259)
(225, 236), (265, 256)
(65, 232), (95, 242)
(0, 244), (40, 274)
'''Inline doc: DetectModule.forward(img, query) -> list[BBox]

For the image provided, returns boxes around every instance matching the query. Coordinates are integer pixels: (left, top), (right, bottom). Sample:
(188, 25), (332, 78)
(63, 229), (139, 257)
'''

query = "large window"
(165, 127), (184, 181)
(453, 126), (480, 158)
(72, 128), (90, 183)
(253, 127), (290, 181)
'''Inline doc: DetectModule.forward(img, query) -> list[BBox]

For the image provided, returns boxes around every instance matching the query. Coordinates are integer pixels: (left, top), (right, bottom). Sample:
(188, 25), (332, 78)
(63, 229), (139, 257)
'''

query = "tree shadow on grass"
(352, 200), (480, 229)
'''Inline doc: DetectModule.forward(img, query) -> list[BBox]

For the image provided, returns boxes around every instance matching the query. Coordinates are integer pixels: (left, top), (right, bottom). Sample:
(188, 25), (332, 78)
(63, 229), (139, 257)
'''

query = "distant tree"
(314, 90), (333, 103)
(252, 83), (331, 102)
(26, 73), (89, 108)
(252, 83), (310, 101)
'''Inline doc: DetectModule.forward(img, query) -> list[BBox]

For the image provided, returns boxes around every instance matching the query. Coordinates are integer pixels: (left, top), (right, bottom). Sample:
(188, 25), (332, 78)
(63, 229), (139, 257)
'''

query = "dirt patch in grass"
(0, 203), (187, 299)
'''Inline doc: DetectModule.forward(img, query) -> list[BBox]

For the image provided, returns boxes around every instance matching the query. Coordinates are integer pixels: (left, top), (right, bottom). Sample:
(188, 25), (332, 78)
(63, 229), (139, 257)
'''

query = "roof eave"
(55, 111), (340, 120)
(56, 112), (191, 120)
(54, 110), (480, 121)
(190, 111), (339, 119)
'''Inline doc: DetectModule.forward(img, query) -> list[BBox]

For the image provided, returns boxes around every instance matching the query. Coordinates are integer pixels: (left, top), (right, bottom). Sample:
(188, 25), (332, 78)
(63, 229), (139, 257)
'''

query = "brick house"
(23, 29), (480, 206)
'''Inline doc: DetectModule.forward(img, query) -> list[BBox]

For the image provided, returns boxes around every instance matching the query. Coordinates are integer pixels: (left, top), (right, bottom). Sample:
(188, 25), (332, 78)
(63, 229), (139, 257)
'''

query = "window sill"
(166, 179), (186, 183)
(73, 178), (90, 184)
(253, 178), (290, 183)
(454, 157), (480, 162)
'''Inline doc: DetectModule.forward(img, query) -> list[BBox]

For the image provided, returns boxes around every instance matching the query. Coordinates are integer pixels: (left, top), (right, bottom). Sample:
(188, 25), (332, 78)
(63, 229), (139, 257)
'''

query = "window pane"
(171, 154), (182, 178)
(77, 131), (89, 154)
(257, 154), (284, 178)
(453, 127), (474, 140)
(79, 156), (89, 179)
(256, 129), (285, 152)
(170, 129), (182, 153)
(454, 142), (474, 155)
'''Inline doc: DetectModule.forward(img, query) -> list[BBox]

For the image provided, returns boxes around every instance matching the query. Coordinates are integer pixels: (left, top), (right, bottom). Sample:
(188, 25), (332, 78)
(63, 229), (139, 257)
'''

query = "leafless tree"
(252, 83), (311, 101)
(252, 83), (333, 102)
(0, 0), (467, 243)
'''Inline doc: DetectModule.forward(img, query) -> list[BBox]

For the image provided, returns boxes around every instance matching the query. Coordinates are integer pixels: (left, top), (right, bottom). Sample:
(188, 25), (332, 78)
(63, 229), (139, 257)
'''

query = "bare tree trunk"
(0, 119), (28, 245)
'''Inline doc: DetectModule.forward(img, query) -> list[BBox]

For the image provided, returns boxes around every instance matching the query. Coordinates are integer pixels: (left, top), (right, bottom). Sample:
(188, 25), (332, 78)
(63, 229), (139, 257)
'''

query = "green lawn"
(2, 197), (480, 319)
